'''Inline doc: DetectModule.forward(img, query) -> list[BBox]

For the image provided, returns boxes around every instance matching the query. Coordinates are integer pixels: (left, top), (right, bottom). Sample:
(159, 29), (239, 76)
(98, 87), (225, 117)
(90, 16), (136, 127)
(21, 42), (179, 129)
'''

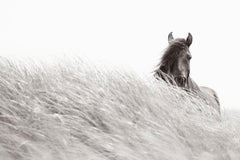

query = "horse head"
(155, 32), (193, 89)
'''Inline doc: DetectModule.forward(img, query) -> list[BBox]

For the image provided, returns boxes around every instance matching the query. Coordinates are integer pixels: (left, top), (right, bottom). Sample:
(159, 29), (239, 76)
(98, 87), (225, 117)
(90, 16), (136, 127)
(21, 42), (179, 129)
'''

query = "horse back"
(188, 78), (220, 114)
(199, 86), (221, 114)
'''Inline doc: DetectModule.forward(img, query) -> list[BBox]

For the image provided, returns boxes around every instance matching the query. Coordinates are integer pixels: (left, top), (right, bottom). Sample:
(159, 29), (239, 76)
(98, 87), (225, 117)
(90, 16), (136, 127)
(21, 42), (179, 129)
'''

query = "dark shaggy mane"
(154, 38), (189, 76)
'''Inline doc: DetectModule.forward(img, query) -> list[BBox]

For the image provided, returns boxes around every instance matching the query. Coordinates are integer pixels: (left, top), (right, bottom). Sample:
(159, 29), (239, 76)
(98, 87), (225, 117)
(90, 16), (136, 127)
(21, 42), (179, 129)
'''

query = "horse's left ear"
(186, 33), (193, 47)
(168, 32), (174, 43)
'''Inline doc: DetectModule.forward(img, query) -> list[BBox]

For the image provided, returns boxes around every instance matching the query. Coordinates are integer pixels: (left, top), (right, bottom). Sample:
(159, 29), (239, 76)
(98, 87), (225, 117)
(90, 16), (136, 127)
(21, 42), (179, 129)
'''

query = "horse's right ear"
(186, 33), (193, 47)
(168, 32), (174, 43)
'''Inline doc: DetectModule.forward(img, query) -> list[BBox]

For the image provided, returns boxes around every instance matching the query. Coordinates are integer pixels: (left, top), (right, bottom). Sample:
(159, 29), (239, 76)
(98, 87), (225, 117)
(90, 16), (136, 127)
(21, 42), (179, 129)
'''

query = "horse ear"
(168, 32), (174, 43)
(186, 33), (193, 47)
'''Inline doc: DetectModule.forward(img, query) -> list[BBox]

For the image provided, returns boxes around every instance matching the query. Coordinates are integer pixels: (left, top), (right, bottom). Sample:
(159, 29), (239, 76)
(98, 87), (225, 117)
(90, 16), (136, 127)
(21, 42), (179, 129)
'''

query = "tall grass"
(0, 56), (239, 160)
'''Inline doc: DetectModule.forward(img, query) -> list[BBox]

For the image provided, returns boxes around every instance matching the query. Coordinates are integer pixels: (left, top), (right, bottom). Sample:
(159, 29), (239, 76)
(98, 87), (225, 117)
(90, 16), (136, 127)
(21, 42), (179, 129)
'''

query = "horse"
(154, 32), (220, 114)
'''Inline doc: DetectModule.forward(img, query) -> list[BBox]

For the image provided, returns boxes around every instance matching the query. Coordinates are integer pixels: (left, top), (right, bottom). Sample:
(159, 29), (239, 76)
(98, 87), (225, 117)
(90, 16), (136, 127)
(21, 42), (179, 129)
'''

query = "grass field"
(0, 56), (239, 160)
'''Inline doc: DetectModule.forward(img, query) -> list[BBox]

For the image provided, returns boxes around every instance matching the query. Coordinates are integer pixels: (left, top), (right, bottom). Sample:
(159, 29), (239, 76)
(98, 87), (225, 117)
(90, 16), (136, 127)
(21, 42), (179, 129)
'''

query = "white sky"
(0, 0), (239, 110)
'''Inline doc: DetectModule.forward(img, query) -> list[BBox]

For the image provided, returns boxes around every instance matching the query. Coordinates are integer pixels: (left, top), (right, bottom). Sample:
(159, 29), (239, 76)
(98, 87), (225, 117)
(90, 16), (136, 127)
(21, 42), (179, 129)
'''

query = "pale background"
(0, 0), (239, 110)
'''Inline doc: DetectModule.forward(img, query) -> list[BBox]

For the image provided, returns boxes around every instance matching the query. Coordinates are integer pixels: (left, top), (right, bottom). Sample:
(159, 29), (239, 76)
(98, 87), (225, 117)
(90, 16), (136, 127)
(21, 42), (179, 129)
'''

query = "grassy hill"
(0, 56), (239, 160)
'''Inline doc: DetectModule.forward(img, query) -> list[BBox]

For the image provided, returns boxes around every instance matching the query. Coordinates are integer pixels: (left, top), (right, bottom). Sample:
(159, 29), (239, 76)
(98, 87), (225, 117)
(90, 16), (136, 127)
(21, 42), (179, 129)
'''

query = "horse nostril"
(182, 77), (186, 84)
(175, 77), (187, 86)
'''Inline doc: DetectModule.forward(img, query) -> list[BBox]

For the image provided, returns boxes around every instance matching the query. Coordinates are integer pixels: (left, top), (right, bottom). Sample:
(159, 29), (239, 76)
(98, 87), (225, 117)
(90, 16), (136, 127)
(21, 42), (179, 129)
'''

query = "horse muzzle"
(174, 76), (187, 87)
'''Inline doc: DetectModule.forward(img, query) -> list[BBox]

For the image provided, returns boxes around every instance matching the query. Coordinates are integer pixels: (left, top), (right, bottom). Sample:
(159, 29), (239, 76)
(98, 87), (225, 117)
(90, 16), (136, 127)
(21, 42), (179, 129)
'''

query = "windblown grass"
(0, 56), (239, 160)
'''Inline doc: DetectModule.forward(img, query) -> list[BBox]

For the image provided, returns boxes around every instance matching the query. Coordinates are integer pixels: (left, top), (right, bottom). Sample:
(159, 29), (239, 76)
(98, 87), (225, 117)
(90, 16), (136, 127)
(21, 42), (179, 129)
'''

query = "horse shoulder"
(187, 78), (200, 91)
(188, 79), (221, 114)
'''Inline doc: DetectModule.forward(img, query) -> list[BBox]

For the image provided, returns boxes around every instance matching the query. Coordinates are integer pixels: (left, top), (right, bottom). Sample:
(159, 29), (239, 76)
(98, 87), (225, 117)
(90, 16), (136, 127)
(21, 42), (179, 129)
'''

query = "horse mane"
(154, 38), (189, 75)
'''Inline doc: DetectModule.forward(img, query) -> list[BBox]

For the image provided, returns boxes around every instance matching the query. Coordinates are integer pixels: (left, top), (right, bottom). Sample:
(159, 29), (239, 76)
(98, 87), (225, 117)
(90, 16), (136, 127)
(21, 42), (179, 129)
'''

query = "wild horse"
(154, 32), (220, 114)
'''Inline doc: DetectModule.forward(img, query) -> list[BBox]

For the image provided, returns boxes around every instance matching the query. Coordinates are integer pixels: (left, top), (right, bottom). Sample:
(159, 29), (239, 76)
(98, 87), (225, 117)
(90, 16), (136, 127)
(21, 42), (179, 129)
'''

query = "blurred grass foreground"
(0, 56), (240, 160)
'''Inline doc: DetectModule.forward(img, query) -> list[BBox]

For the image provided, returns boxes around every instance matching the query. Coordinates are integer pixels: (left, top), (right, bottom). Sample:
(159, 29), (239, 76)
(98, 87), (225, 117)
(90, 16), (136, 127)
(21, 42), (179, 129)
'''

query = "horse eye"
(187, 55), (192, 60)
